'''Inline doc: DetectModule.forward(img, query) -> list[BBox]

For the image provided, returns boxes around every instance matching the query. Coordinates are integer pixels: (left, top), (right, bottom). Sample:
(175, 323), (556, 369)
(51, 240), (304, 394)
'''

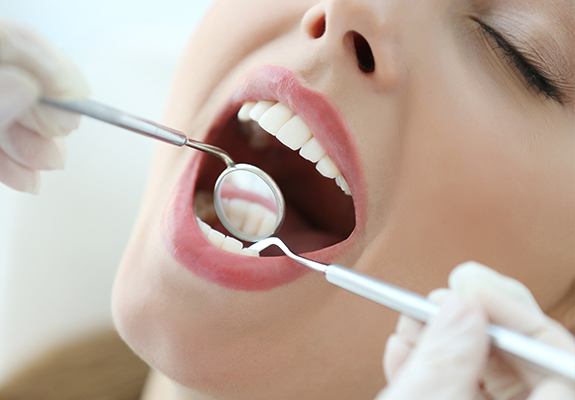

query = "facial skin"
(112, 1), (575, 399)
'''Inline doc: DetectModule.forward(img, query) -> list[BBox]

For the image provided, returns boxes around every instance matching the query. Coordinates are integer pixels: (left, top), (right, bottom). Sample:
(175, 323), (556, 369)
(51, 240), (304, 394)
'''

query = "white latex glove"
(0, 21), (89, 193)
(377, 262), (575, 400)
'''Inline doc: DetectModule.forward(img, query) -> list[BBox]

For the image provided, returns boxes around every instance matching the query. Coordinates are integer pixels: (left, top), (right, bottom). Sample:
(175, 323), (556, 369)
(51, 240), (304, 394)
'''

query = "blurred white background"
(0, 0), (211, 382)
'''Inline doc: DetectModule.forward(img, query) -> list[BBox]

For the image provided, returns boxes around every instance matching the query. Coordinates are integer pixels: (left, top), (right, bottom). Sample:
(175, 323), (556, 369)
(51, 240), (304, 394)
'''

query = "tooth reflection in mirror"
(213, 164), (285, 242)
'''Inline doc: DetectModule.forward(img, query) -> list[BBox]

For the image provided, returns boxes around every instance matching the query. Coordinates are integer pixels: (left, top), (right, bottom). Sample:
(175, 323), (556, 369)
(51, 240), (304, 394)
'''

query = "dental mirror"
(214, 164), (285, 242)
(39, 97), (286, 242)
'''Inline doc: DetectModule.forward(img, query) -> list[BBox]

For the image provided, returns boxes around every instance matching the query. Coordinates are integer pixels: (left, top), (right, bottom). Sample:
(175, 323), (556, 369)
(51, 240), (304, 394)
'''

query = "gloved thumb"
(378, 294), (489, 400)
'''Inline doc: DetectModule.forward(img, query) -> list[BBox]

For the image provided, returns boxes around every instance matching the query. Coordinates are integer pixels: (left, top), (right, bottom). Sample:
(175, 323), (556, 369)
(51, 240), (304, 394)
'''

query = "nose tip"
(302, 1), (402, 89)
(302, 5), (376, 76)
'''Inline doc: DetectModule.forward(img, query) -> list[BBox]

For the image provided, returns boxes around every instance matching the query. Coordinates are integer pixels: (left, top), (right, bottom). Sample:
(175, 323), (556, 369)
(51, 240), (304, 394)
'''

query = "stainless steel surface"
(249, 237), (325, 271)
(40, 97), (234, 167)
(325, 264), (438, 322)
(185, 139), (234, 167)
(214, 165), (286, 242)
(249, 237), (575, 381)
(40, 97), (286, 242)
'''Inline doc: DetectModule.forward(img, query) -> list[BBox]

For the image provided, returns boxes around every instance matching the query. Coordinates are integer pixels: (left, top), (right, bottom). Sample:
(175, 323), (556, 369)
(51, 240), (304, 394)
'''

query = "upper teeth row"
(238, 101), (351, 196)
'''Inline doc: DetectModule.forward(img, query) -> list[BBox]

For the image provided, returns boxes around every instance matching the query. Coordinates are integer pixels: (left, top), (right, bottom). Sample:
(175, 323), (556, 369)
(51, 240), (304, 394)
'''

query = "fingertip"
(384, 295), (489, 399)
(430, 293), (487, 336)
(395, 315), (424, 346)
(1, 22), (89, 99)
(449, 261), (494, 291)
(0, 149), (41, 194)
(383, 334), (413, 382)
(450, 261), (541, 311)
(428, 288), (450, 304)
(0, 66), (40, 120)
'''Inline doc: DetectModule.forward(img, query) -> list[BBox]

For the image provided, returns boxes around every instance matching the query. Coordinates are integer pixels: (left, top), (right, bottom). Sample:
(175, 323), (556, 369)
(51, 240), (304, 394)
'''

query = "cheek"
(371, 83), (574, 304)
(110, 255), (389, 395)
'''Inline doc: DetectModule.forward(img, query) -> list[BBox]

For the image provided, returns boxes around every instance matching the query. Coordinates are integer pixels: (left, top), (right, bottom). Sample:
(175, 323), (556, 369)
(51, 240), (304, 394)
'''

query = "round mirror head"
(214, 164), (285, 242)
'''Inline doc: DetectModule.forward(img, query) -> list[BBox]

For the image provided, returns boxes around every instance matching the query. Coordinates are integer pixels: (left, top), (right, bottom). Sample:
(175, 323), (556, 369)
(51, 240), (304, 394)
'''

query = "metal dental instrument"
(249, 237), (575, 382)
(40, 97), (235, 166)
(40, 97), (285, 241)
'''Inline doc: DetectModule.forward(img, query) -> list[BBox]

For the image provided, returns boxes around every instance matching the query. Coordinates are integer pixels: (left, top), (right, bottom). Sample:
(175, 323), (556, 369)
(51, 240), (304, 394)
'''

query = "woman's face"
(113, 0), (575, 398)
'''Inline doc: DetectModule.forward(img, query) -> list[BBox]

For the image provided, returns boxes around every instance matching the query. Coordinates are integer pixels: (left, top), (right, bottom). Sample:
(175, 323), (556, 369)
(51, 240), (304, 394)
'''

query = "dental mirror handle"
(325, 264), (575, 382)
(40, 97), (234, 166)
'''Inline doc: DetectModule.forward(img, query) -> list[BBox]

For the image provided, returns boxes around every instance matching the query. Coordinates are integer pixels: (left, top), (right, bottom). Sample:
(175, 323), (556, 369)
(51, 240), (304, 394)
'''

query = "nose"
(301, 0), (403, 90)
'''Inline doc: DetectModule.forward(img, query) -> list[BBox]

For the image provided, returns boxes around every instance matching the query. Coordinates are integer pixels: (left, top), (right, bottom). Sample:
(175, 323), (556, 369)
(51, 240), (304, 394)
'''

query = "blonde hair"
(0, 330), (148, 400)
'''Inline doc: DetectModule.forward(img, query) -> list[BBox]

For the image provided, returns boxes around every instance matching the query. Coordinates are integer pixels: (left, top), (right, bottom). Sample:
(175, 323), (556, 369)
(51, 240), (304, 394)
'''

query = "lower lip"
(164, 154), (309, 291)
(162, 67), (361, 291)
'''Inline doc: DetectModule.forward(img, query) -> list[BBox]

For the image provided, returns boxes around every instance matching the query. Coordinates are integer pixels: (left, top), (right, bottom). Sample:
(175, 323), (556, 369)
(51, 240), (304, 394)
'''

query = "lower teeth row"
(195, 191), (263, 257)
(196, 217), (260, 257)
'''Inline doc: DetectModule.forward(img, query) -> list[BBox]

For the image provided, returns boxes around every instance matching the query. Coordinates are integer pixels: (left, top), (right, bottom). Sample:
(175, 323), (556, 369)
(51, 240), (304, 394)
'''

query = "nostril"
(351, 31), (375, 74)
(308, 13), (326, 39)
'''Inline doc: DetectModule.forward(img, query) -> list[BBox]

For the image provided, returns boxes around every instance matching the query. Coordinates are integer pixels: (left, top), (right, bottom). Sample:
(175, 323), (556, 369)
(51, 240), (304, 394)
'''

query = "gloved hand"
(377, 262), (575, 400)
(0, 21), (88, 193)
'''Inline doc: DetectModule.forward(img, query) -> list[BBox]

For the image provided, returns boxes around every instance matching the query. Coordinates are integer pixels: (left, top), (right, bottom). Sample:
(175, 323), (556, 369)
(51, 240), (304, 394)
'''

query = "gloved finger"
(480, 352), (527, 399)
(449, 261), (541, 311)
(19, 105), (81, 138)
(0, 123), (65, 170)
(384, 334), (413, 382)
(383, 288), (449, 382)
(0, 65), (38, 125)
(469, 288), (573, 389)
(0, 21), (89, 99)
(448, 262), (575, 389)
(449, 262), (573, 348)
(379, 294), (489, 400)
(0, 147), (39, 193)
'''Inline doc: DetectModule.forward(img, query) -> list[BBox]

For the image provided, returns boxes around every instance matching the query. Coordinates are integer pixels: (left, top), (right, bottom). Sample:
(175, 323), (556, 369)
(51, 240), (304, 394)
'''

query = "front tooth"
(258, 103), (293, 135)
(335, 175), (351, 196)
(224, 199), (248, 230)
(221, 236), (244, 254)
(299, 137), (326, 163)
(276, 115), (313, 150)
(316, 155), (340, 179)
(238, 102), (256, 121)
(241, 203), (265, 235)
(196, 217), (211, 235)
(249, 101), (275, 121)
(207, 229), (226, 248)
(242, 248), (260, 257)
(257, 211), (277, 237)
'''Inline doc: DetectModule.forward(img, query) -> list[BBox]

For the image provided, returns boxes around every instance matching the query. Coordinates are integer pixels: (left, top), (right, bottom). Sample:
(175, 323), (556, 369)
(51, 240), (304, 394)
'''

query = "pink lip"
(163, 66), (366, 291)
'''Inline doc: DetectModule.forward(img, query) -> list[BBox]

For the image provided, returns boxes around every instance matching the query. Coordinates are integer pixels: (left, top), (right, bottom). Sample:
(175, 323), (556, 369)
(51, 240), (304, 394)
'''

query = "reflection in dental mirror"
(214, 164), (285, 242)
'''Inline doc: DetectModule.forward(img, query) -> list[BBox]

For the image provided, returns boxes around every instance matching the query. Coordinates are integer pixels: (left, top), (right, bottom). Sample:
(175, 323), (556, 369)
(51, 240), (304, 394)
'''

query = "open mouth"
(194, 99), (356, 256)
(164, 66), (365, 291)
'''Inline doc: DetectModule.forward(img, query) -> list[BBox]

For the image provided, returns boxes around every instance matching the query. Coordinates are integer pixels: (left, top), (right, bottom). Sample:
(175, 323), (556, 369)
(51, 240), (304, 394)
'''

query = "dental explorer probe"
(40, 97), (235, 167)
(249, 237), (575, 382)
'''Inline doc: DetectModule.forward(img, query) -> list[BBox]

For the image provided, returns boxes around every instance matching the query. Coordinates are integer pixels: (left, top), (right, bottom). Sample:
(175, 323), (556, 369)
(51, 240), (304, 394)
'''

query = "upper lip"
(163, 65), (366, 291)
